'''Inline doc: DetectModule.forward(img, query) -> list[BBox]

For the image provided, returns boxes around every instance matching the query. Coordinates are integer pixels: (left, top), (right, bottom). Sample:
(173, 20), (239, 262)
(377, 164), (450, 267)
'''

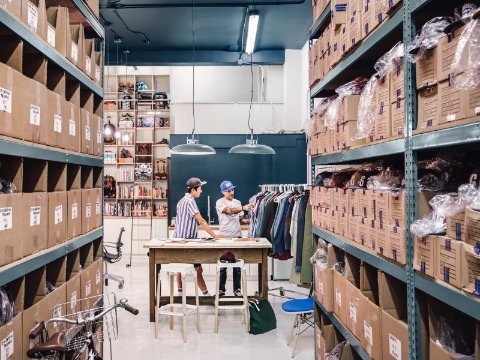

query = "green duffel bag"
(248, 299), (277, 335)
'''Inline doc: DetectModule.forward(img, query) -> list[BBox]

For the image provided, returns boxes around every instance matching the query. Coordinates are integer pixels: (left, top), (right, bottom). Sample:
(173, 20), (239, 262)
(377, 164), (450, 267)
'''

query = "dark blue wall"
(169, 134), (307, 225)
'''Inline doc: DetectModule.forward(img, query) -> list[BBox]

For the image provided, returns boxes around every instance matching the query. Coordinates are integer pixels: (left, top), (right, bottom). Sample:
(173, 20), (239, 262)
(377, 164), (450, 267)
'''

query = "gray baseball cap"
(186, 177), (207, 188)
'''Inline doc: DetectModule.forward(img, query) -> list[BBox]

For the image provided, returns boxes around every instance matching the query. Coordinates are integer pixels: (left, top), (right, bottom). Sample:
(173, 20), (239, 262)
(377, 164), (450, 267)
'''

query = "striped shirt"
(173, 193), (200, 238)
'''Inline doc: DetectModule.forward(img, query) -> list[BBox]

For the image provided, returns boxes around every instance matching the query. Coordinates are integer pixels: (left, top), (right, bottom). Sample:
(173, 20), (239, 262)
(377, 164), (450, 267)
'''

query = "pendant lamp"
(170, 0), (215, 155)
(229, 51), (275, 155)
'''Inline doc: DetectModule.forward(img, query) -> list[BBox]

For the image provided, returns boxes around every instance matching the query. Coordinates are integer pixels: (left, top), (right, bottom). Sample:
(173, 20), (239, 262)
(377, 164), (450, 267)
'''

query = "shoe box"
(22, 192), (48, 258)
(48, 191), (68, 249)
(67, 189), (82, 239)
(21, 0), (46, 41)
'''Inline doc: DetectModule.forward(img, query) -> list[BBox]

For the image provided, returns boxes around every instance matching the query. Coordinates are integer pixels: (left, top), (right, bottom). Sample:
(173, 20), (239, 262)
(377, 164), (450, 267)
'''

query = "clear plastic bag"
(0, 286), (15, 327)
(304, 116), (315, 136)
(437, 315), (475, 358)
(324, 77), (369, 130)
(418, 173), (446, 192)
(374, 41), (404, 77)
(333, 262), (345, 276)
(366, 167), (403, 192)
(315, 96), (338, 118)
(410, 210), (446, 237)
(406, 17), (453, 63)
(470, 191), (480, 211)
(326, 340), (348, 360)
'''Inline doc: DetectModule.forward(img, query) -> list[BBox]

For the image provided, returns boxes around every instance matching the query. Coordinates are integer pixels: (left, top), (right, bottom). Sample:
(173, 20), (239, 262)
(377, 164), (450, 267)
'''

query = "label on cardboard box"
(86, 203), (91, 218)
(30, 105), (40, 125)
(71, 291), (77, 309)
(55, 205), (62, 224)
(447, 113), (456, 122)
(1, 331), (13, 360)
(72, 203), (78, 219)
(96, 270), (101, 285)
(54, 114), (62, 133)
(389, 334), (402, 359)
(0, 207), (12, 230)
(95, 66), (100, 82)
(30, 206), (41, 226)
(29, 326), (39, 350)
(318, 279), (324, 294)
(349, 302), (357, 323)
(335, 288), (341, 306)
(27, 3), (38, 31)
(0, 88), (12, 113)
(47, 25), (56, 47)
(364, 320), (373, 345)
(86, 280), (91, 296)
(97, 131), (102, 144)
(71, 43), (78, 62)
(52, 307), (61, 329)
(69, 120), (76, 136)
(86, 57), (91, 74)
(86, 126), (91, 141)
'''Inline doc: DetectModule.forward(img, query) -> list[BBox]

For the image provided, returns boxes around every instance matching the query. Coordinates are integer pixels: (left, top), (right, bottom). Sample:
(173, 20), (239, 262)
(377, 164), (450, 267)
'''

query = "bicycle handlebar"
(30, 298), (139, 337)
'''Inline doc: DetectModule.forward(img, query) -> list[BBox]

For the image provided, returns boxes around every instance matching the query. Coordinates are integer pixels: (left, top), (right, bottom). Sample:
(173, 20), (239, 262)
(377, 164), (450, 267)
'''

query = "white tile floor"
(103, 258), (314, 360)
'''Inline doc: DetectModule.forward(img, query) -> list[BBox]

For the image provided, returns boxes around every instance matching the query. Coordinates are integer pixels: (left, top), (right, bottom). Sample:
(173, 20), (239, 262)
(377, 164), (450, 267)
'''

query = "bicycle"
(26, 293), (138, 360)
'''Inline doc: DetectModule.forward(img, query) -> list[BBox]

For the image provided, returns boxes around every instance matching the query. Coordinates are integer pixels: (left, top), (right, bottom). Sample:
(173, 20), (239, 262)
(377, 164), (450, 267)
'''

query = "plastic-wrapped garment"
(445, 183), (479, 215)
(422, 151), (465, 172)
(410, 210), (446, 237)
(366, 167), (403, 192)
(406, 17), (453, 63)
(470, 191), (480, 211)
(437, 314), (475, 358)
(418, 173), (446, 192)
(0, 286), (15, 327)
(324, 76), (369, 130)
(304, 116), (315, 136)
(333, 262), (345, 276)
(310, 248), (328, 267)
(326, 341), (348, 360)
(374, 41), (404, 76)
(315, 96), (338, 118)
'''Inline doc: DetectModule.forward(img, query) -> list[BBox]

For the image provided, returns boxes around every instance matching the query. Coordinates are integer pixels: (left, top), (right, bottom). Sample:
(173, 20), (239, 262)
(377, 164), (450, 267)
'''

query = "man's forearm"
(224, 206), (244, 215)
(198, 218), (217, 238)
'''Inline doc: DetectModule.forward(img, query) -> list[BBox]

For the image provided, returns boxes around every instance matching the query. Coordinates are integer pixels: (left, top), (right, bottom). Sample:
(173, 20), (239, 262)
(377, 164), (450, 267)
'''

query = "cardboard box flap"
(379, 272), (407, 321)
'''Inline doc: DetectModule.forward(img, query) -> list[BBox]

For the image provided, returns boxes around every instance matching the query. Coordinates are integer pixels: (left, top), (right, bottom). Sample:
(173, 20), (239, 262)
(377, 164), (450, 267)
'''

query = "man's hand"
(243, 204), (254, 211)
(214, 234), (225, 239)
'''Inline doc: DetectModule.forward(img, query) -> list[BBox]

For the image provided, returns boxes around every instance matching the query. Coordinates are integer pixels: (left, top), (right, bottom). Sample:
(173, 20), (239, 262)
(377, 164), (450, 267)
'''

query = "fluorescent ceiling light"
(245, 14), (259, 54)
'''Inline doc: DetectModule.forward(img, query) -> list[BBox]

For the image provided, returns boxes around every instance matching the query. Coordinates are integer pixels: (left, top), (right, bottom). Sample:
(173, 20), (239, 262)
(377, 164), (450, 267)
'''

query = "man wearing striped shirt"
(174, 177), (223, 295)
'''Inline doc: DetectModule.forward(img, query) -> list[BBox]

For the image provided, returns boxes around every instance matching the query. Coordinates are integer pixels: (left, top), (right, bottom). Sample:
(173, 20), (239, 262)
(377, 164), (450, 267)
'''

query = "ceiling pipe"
(103, 0), (305, 9)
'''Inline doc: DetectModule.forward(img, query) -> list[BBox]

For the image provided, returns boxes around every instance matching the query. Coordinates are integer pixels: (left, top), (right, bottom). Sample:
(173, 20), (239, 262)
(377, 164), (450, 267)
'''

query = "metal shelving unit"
(310, 0), (480, 358)
(0, 228), (103, 287)
(314, 297), (372, 360)
(0, 5), (103, 97)
(310, 3), (331, 40)
(70, 0), (104, 37)
(313, 226), (407, 282)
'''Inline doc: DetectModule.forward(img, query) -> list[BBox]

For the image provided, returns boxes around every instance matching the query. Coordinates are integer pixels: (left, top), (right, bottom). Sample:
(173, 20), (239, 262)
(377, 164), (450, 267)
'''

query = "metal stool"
(214, 259), (249, 333)
(155, 263), (201, 342)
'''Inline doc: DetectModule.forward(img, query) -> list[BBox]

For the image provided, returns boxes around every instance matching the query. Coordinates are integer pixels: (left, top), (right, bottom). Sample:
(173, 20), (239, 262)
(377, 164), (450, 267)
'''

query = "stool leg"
(182, 273), (187, 343)
(169, 273), (174, 330)
(214, 267), (220, 333)
(292, 315), (302, 358)
(287, 314), (298, 345)
(155, 273), (161, 339)
(242, 268), (249, 333)
(194, 270), (201, 334)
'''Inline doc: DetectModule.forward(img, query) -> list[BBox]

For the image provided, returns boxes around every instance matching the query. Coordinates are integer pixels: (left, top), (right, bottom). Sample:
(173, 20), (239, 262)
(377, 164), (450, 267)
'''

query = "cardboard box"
(465, 206), (480, 247)
(446, 209), (466, 241)
(93, 52), (103, 86)
(391, 98), (404, 136)
(437, 25), (466, 82)
(375, 100), (391, 140)
(360, 293), (382, 359)
(80, 109), (94, 155)
(339, 188), (349, 214)
(91, 188), (102, 228)
(462, 243), (480, 298)
(315, 243), (340, 312)
(387, 225), (406, 264)
(22, 192), (48, 257)
(18, 74), (47, 144)
(339, 95), (360, 123)
(349, 189), (358, 216)
(339, 211), (350, 238)
(374, 191), (388, 223)
(340, 24), (348, 56)
(416, 47), (438, 89)
(93, 114), (103, 157)
(22, 297), (49, 355)
(349, 214), (358, 243)
(315, 324), (323, 360)
(45, 283), (66, 336)
(331, 0), (347, 29)
(67, 190), (82, 239)
(362, 0), (375, 38)
(379, 273), (408, 360)
(385, 0), (401, 13)
(333, 188), (341, 211)
(81, 262), (102, 310)
(330, 209), (340, 234)
(84, 39), (94, 79)
(21, 0), (46, 40)
(413, 235), (436, 277)
(374, 0), (386, 25)
(48, 191), (67, 249)
(320, 187), (332, 208)
(46, 90), (67, 149)
(358, 216), (368, 247)
(2, 0), (21, 19)
(321, 130), (331, 154)
(348, 13), (363, 49)
(465, 86), (480, 119)
(67, 24), (85, 68)
(436, 236), (463, 288)
(321, 207), (330, 230)
(437, 79), (466, 124)
(0, 312), (22, 360)
(0, 64), (23, 141)
(315, 133), (322, 155)
(340, 121), (366, 149)
(367, 219), (376, 251)
(358, 189), (372, 219)
(45, 6), (68, 57)
(82, 189), (94, 234)
(375, 221), (388, 256)
(64, 101), (80, 152)
(417, 85), (438, 129)
(66, 272), (81, 315)
(345, 279), (363, 340)
(333, 269), (347, 325)
(0, 194), (23, 267)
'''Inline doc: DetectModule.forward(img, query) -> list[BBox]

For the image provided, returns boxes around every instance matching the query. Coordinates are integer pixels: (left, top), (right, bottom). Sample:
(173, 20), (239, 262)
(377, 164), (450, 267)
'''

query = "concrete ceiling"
(100, 0), (312, 65)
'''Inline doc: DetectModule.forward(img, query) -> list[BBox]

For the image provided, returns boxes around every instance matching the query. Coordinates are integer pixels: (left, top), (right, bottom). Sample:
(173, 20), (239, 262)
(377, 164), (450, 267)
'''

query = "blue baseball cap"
(220, 181), (236, 192)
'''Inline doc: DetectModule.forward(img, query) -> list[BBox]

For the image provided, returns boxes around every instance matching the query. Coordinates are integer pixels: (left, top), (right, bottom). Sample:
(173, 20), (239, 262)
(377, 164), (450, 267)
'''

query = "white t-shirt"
(216, 197), (244, 237)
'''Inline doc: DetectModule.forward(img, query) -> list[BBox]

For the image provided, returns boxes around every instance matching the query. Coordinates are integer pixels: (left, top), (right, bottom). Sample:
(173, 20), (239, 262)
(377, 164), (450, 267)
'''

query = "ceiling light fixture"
(171, 0), (216, 156)
(229, 52), (275, 155)
(245, 13), (259, 54)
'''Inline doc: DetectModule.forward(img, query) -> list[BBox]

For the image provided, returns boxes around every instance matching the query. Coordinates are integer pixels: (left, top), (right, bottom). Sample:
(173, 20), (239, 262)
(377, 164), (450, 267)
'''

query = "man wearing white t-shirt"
(216, 181), (254, 296)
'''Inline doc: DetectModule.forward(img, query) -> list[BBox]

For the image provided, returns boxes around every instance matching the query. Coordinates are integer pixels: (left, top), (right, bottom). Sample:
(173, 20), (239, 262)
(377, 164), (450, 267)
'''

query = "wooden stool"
(155, 263), (201, 342)
(214, 259), (249, 333)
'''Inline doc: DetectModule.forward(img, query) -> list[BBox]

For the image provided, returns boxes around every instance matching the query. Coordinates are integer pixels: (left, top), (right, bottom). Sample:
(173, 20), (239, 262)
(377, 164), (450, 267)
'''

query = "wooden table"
(144, 238), (272, 322)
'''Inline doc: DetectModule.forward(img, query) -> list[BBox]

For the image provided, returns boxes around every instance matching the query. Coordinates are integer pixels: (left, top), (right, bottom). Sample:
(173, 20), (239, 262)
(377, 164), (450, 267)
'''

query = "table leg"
(149, 249), (155, 322)
(261, 249), (268, 300)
